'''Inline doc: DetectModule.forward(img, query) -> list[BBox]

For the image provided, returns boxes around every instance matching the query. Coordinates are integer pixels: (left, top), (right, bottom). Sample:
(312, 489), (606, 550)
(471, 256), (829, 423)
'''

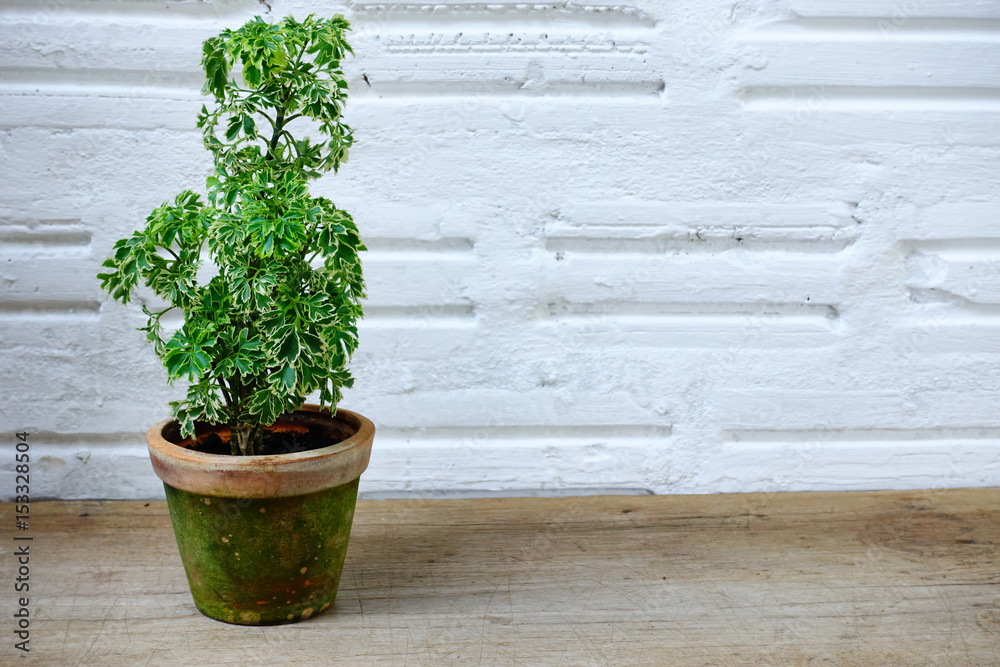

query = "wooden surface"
(2, 489), (999, 666)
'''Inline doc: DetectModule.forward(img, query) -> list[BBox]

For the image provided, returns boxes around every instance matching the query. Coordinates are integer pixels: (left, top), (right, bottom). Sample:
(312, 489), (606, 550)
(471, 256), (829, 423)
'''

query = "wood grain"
(2, 489), (998, 665)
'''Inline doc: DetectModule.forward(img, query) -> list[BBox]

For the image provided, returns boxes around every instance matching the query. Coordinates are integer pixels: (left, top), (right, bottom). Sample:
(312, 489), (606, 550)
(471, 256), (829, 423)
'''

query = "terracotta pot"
(146, 405), (374, 625)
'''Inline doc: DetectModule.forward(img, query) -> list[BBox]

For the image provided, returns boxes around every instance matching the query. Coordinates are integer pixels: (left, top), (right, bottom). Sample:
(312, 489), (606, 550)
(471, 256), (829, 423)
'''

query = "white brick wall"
(2, 0), (999, 499)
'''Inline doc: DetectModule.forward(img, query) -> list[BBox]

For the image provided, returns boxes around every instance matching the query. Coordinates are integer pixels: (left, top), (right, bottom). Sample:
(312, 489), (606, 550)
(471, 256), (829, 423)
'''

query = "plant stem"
(267, 107), (286, 159)
(217, 377), (233, 406)
(158, 245), (181, 261)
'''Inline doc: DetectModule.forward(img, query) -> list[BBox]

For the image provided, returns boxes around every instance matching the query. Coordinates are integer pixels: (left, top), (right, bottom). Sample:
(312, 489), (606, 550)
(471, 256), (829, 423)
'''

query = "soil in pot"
(165, 411), (353, 456)
(185, 423), (338, 456)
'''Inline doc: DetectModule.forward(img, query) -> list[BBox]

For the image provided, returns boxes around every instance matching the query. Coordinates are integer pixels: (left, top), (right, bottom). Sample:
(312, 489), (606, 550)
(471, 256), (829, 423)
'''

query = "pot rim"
(146, 404), (374, 498)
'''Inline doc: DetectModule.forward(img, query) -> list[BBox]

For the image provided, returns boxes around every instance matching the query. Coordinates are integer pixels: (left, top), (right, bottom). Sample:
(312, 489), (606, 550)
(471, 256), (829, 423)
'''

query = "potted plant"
(96, 14), (373, 625)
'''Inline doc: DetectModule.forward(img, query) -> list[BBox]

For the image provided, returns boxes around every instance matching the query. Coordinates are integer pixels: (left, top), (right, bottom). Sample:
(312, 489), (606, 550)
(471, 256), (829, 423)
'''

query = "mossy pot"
(146, 405), (374, 626)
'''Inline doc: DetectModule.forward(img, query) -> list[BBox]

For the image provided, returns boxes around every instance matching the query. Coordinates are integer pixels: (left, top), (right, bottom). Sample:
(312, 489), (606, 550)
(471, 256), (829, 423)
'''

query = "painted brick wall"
(2, 0), (999, 499)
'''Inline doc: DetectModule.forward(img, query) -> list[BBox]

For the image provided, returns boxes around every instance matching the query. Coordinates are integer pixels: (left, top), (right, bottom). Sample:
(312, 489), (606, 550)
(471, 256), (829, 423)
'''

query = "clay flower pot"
(146, 405), (374, 625)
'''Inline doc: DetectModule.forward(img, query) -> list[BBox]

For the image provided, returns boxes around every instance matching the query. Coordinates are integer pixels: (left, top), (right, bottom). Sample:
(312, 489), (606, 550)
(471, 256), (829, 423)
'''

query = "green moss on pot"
(164, 478), (359, 625)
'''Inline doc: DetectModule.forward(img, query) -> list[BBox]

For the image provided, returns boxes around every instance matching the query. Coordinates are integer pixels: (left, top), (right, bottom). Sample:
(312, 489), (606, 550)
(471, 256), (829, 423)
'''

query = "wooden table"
(2, 489), (998, 665)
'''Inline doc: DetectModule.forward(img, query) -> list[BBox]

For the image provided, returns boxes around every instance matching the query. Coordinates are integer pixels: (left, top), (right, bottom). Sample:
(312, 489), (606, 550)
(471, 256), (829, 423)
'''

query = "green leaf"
(201, 37), (229, 100)
(277, 329), (300, 364)
(243, 63), (261, 87)
(209, 214), (245, 250)
(171, 401), (197, 438)
(225, 115), (242, 141)
(299, 329), (324, 355)
(162, 327), (216, 381)
(277, 364), (296, 391)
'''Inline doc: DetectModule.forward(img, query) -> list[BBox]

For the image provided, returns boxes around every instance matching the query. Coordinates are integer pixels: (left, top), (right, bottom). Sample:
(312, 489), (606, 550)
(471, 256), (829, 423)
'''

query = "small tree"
(98, 15), (365, 455)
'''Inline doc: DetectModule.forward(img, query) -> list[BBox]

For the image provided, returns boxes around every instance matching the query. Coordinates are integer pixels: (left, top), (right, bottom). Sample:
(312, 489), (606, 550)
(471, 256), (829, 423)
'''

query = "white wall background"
(1, 0), (999, 500)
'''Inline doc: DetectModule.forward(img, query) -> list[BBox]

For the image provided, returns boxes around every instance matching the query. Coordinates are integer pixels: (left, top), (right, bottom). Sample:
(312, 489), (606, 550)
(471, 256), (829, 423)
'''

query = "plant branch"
(267, 106), (286, 158)
(294, 41), (308, 68)
(279, 130), (298, 153)
(158, 245), (181, 261)
(217, 377), (233, 406)
(149, 305), (176, 317)
(258, 111), (277, 132)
